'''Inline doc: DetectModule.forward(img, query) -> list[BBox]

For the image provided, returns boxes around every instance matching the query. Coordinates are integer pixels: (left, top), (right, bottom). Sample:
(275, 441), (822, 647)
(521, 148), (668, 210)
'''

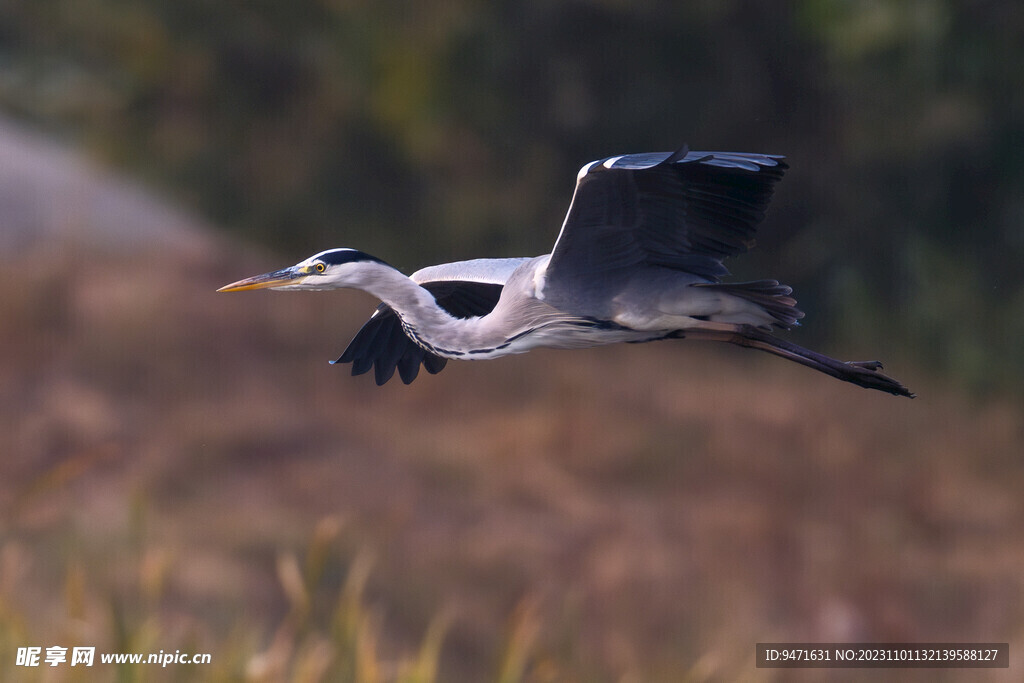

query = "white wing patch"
(410, 258), (529, 286)
(576, 160), (600, 181)
(532, 255), (551, 301)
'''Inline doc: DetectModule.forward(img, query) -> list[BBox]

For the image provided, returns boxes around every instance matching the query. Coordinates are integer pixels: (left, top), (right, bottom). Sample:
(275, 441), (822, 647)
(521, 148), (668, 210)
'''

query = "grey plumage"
(219, 148), (914, 397)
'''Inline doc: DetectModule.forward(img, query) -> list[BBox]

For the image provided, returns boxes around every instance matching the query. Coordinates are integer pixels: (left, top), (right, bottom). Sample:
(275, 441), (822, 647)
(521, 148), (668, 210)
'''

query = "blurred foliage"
(0, 0), (1021, 391)
(0, 519), (552, 683)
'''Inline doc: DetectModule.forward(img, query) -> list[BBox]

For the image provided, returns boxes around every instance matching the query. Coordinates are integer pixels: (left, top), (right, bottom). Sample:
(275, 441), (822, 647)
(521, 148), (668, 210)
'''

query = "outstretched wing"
(543, 149), (787, 305)
(332, 258), (528, 385)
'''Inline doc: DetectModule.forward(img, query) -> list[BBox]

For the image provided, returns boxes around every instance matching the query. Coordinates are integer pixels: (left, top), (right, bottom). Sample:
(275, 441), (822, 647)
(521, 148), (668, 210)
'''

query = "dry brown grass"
(2, 245), (1023, 681)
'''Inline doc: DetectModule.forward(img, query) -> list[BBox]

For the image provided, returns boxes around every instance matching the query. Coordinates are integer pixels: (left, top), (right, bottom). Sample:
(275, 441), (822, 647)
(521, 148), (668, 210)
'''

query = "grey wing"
(332, 259), (528, 385)
(543, 149), (787, 304)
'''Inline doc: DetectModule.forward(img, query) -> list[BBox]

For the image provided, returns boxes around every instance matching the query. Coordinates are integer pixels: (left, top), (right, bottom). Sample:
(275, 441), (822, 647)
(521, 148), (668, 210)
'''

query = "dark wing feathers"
(395, 340), (433, 385)
(374, 312), (414, 385)
(333, 280), (504, 385)
(547, 150), (787, 286)
(416, 280), (505, 316)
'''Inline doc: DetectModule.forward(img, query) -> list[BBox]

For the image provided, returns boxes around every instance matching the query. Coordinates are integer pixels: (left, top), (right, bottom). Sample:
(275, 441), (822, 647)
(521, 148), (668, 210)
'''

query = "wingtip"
(665, 144), (690, 163)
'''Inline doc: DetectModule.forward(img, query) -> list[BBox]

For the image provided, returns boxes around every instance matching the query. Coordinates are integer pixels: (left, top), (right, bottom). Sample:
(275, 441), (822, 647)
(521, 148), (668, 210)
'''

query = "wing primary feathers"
(397, 348), (425, 384)
(423, 354), (448, 375)
(664, 144), (690, 164)
(546, 150), (788, 291)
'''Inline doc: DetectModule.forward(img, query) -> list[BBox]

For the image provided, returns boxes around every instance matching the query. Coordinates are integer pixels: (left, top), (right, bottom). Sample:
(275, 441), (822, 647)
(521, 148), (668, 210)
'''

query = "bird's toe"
(848, 360), (883, 371)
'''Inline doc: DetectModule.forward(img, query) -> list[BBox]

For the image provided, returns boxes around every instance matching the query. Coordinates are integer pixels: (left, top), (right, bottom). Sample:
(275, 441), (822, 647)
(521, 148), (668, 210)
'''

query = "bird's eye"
(315, 263), (326, 273)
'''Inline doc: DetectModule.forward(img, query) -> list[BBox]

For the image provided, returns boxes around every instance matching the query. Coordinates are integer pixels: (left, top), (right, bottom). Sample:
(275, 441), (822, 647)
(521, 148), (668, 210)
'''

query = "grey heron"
(219, 149), (914, 397)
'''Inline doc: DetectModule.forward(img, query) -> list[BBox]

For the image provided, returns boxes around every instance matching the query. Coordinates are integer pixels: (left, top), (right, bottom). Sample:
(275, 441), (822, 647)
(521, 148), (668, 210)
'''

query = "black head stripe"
(318, 249), (389, 267)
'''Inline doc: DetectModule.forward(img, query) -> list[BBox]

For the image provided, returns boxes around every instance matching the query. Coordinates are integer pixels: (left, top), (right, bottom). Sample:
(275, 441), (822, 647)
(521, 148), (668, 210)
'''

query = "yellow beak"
(217, 266), (310, 292)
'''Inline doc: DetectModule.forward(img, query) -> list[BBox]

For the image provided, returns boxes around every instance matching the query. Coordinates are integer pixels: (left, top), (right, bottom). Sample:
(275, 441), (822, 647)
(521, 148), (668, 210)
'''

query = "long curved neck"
(353, 263), (503, 357)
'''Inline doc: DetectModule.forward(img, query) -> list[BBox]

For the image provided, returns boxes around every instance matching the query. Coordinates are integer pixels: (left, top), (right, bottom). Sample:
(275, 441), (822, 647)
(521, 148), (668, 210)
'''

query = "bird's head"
(218, 248), (391, 292)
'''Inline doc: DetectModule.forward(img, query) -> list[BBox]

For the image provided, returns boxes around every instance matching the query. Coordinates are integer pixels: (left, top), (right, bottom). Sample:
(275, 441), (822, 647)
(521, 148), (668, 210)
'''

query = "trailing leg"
(682, 324), (915, 398)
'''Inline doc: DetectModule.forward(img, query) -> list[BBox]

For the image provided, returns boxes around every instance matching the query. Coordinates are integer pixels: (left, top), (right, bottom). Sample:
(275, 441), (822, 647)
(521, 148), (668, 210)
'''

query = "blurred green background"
(1, 0), (1023, 681)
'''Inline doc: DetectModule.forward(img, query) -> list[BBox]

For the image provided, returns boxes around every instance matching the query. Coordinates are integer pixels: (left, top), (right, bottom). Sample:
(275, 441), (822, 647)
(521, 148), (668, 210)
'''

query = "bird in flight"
(219, 148), (914, 397)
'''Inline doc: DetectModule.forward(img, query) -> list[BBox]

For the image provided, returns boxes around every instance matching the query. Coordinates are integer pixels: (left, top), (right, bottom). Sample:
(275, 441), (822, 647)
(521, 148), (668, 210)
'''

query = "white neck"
(351, 263), (507, 358)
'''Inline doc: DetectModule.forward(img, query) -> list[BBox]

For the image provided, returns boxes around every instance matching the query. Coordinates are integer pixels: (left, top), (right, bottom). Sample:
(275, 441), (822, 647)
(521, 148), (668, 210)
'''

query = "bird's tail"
(681, 323), (915, 398)
(694, 280), (804, 329)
